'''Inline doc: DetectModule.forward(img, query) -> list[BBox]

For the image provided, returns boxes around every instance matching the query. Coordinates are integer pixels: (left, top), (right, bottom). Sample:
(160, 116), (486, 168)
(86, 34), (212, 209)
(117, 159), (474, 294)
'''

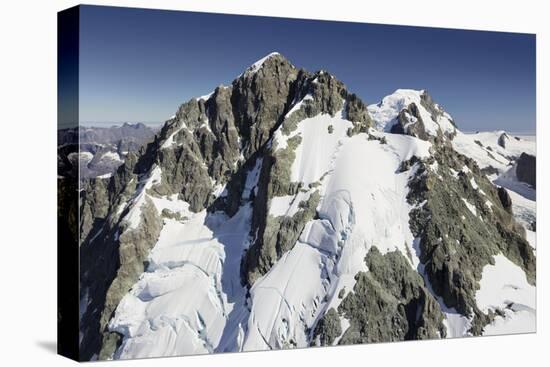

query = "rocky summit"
(76, 52), (536, 361)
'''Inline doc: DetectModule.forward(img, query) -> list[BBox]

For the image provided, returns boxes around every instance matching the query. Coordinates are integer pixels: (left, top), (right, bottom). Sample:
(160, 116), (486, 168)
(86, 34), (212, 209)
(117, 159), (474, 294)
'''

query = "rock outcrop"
(338, 247), (445, 343)
(407, 141), (535, 334)
(391, 102), (429, 140)
(516, 153), (536, 188)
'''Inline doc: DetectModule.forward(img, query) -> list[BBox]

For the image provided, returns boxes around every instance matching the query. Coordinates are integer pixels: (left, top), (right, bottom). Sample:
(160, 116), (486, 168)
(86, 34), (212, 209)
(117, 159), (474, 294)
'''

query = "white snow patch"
(269, 191), (312, 218)
(111, 203), (254, 359)
(243, 242), (329, 351)
(284, 94), (313, 119)
(443, 313), (472, 338)
(161, 123), (190, 149)
(494, 166), (536, 202)
(494, 173), (536, 239)
(461, 198), (477, 216)
(476, 254), (535, 312)
(333, 318), (350, 345)
(370, 130), (432, 161)
(212, 183), (227, 199)
(79, 151), (93, 160)
(102, 151), (123, 162)
(242, 158), (263, 200)
(149, 193), (191, 217)
(320, 134), (424, 266)
(476, 254), (536, 335)
(122, 166), (163, 229)
(452, 131), (510, 173)
(469, 177), (478, 190)
(197, 91), (214, 101)
(244, 52), (282, 75)
(289, 109), (352, 186)
(483, 307), (536, 336)
(465, 131), (535, 160)
(525, 230), (536, 250)
(273, 94), (315, 151)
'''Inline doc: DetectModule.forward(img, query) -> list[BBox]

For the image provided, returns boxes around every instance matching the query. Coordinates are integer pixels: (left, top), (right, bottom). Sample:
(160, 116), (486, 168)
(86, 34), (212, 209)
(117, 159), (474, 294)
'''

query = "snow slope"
(244, 126), (434, 350)
(465, 131), (535, 159)
(498, 172), (536, 222)
(110, 176), (257, 358)
(121, 166), (162, 230)
(451, 131), (510, 174)
(289, 110), (352, 186)
(476, 254), (536, 335)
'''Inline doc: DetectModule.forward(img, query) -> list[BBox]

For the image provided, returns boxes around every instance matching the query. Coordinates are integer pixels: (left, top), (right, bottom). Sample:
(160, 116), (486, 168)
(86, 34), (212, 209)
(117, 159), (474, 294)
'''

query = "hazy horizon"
(75, 121), (535, 136)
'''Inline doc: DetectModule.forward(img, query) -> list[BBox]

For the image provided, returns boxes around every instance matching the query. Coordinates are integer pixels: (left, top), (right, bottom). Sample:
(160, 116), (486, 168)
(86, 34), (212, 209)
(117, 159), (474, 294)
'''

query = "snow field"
(476, 254), (536, 335)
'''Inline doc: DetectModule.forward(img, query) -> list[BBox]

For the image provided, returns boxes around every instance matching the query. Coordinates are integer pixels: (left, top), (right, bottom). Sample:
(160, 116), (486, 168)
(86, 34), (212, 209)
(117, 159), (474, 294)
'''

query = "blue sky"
(77, 5), (536, 132)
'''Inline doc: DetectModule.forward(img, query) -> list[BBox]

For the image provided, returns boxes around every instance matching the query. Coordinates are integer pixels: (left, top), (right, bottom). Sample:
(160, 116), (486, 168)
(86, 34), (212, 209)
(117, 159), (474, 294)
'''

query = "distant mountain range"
(57, 122), (158, 179)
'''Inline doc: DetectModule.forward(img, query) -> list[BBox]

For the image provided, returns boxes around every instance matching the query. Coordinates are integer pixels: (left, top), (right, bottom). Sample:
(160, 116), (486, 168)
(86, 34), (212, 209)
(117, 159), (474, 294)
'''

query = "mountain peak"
(386, 88), (426, 102)
(244, 52), (292, 75)
(368, 88), (456, 138)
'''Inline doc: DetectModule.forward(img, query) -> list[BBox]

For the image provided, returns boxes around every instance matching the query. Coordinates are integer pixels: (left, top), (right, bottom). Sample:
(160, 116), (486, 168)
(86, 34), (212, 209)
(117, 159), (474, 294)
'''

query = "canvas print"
(57, 5), (536, 362)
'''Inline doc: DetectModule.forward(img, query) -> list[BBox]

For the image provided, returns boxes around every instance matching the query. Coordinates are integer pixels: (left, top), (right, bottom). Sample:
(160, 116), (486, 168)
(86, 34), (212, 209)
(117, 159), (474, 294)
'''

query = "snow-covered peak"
(368, 89), (456, 137)
(194, 85), (231, 102)
(197, 91), (214, 101)
(368, 89), (425, 131)
(244, 52), (284, 75)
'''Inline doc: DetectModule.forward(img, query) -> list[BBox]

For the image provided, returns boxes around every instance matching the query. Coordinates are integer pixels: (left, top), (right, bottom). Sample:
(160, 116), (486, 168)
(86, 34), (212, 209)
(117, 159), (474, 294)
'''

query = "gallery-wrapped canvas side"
(57, 5), (80, 362)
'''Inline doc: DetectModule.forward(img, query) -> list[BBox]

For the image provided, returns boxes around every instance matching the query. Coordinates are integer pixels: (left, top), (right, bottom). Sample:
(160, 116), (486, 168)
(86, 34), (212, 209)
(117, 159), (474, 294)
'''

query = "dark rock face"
(407, 142), (535, 334)
(497, 186), (513, 212)
(516, 153), (536, 188)
(80, 178), (110, 243)
(420, 91), (454, 127)
(302, 71), (346, 116)
(98, 198), (163, 359)
(156, 128), (214, 212)
(57, 144), (79, 178)
(345, 93), (369, 123)
(312, 308), (342, 346)
(231, 54), (300, 158)
(203, 86), (241, 181)
(338, 247), (445, 344)
(497, 132), (509, 148)
(391, 102), (429, 140)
